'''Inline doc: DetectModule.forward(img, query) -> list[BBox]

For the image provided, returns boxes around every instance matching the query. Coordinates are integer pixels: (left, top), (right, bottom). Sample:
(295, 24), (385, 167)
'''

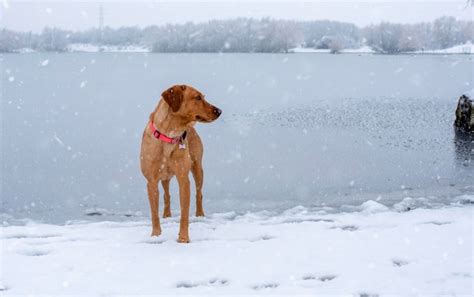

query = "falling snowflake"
(8, 76), (14, 82)
(41, 59), (49, 66)
(80, 81), (87, 88)
(394, 67), (403, 74)
(54, 134), (65, 146)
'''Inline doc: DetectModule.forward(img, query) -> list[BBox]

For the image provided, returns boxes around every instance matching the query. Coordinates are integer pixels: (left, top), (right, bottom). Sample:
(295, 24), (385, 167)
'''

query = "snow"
(67, 43), (99, 53)
(10, 44), (150, 53)
(15, 48), (35, 53)
(8, 43), (474, 54)
(454, 194), (474, 205)
(414, 42), (473, 54)
(289, 47), (332, 53)
(393, 197), (421, 212)
(341, 46), (376, 54)
(358, 200), (389, 214)
(290, 46), (375, 54)
(290, 44), (474, 55)
(2, 202), (472, 295)
(67, 43), (150, 53)
(463, 89), (474, 99)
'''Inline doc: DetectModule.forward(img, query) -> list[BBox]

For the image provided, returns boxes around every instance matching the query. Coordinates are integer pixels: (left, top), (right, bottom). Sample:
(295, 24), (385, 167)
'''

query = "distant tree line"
(364, 17), (473, 53)
(0, 17), (472, 53)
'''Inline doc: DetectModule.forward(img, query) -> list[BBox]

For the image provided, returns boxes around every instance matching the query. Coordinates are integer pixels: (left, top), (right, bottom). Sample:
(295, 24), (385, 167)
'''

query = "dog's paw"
(195, 210), (205, 217)
(162, 211), (172, 218)
(150, 228), (162, 237)
(177, 235), (190, 243)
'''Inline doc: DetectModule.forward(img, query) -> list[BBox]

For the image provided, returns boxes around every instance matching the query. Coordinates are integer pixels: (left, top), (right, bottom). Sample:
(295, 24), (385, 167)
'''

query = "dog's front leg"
(162, 179), (172, 218)
(147, 181), (162, 236)
(176, 174), (191, 243)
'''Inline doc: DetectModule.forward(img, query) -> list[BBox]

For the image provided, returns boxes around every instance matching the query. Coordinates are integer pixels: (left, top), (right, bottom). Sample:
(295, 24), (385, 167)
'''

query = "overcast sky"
(1, 0), (472, 32)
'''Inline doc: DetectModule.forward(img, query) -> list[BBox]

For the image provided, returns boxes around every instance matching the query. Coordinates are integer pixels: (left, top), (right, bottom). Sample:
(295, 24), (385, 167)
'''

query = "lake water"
(2, 53), (473, 224)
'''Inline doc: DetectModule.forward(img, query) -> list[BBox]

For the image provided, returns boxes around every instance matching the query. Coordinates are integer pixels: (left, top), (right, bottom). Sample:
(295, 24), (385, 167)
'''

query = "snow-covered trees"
(37, 28), (69, 51)
(364, 17), (473, 53)
(0, 29), (38, 52)
(433, 16), (461, 49)
(149, 19), (302, 53)
(0, 17), (472, 53)
(300, 20), (360, 50)
(364, 23), (404, 54)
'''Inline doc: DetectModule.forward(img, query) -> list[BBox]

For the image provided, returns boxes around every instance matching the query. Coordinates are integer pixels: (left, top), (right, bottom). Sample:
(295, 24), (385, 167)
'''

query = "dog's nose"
(213, 107), (222, 117)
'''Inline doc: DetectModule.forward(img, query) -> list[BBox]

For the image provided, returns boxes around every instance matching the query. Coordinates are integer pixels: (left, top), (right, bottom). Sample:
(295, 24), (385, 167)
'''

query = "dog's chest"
(156, 156), (175, 180)
(151, 143), (191, 180)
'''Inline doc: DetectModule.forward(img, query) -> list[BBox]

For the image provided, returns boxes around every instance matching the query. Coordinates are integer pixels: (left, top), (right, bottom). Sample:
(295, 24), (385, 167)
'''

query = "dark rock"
(454, 93), (473, 133)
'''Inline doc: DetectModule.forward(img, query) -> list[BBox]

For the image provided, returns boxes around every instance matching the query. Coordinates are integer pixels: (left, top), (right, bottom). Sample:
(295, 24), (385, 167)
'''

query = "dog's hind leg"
(191, 161), (205, 217)
(161, 179), (172, 218)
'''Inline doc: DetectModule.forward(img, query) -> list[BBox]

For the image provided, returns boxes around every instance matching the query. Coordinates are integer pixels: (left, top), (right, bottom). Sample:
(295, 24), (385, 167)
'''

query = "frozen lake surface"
(2, 53), (473, 224)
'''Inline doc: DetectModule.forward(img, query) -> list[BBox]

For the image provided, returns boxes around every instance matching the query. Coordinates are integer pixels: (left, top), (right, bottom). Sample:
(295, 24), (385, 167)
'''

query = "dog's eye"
(195, 96), (202, 101)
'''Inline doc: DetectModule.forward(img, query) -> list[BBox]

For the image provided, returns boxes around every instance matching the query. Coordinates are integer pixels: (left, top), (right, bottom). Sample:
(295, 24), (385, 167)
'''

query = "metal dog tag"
(179, 143), (186, 149)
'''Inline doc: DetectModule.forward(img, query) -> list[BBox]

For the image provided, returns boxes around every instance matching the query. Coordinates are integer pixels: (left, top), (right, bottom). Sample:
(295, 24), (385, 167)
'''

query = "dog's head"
(162, 85), (221, 123)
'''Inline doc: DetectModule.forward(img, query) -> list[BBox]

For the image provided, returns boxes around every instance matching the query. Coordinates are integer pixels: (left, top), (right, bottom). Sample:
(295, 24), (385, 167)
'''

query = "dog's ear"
(162, 85), (185, 112)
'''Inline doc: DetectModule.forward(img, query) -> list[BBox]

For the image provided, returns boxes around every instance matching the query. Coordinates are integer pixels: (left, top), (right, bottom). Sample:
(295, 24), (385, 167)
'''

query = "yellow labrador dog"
(140, 85), (221, 243)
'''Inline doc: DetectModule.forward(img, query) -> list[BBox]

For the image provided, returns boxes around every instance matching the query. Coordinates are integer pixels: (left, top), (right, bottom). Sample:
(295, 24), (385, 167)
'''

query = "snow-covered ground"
(2, 198), (472, 295)
(67, 43), (150, 53)
(8, 43), (473, 54)
(341, 46), (376, 54)
(290, 43), (474, 54)
(414, 42), (473, 54)
(289, 47), (334, 53)
(289, 46), (375, 54)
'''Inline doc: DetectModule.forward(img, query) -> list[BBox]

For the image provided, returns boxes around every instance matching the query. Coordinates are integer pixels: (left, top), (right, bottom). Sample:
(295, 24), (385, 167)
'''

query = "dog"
(140, 85), (221, 243)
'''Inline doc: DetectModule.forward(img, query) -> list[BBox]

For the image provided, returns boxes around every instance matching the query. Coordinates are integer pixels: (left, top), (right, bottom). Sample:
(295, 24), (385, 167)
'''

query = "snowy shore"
(9, 42), (473, 54)
(66, 43), (150, 53)
(1, 198), (472, 295)
(290, 42), (473, 54)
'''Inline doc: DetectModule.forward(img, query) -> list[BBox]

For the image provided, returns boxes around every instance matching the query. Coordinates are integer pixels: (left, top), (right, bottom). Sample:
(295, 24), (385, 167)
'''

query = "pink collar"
(149, 121), (186, 144)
